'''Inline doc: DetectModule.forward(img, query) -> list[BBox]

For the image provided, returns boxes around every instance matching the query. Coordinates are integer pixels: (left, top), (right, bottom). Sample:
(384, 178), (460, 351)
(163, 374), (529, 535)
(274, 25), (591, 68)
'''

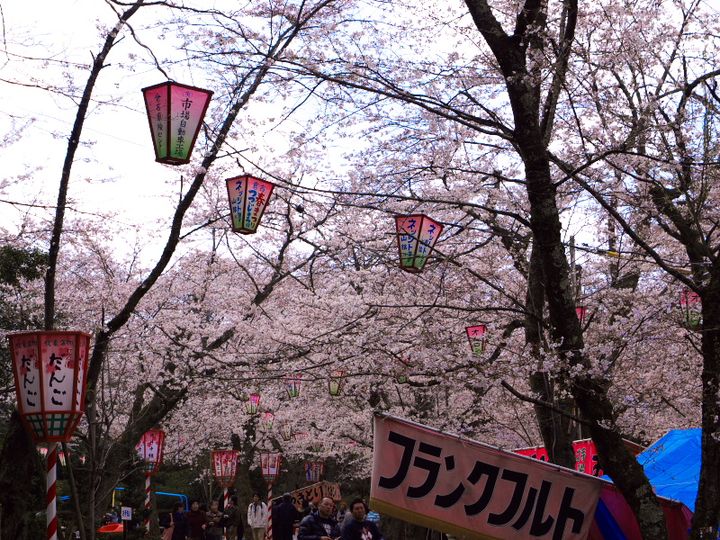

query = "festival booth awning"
(370, 415), (693, 540)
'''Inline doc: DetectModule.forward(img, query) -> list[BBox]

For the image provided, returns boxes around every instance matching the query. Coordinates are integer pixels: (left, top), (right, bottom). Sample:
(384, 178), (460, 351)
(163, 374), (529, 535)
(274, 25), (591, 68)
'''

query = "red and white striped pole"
(223, 487), (230, 511)
(265, 482), (273, 540)
(47, 442), (58, 540)
(144, 473), (152, 531)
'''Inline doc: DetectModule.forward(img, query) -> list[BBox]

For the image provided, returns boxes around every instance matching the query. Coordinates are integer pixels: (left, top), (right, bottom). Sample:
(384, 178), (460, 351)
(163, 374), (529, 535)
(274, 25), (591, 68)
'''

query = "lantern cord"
(123, 20), (170, 80)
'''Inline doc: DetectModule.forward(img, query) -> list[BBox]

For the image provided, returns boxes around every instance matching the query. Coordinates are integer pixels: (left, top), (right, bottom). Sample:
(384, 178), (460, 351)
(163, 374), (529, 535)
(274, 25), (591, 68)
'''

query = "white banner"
(370, 415), (602, 540)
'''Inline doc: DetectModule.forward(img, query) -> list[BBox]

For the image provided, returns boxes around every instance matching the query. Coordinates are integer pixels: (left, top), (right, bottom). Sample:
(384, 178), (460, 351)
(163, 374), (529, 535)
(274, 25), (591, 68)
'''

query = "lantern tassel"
(47, 443), (58, 540)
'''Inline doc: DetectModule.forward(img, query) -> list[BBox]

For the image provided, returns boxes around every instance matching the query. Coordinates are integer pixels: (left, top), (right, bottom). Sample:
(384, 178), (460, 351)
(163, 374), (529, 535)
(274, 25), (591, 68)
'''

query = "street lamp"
(226, 175), (275, 234)
(142, 81), (213, 165)
(212, 449), (239, 510)
(8, 330), (90, 540)
(465, 325), (487, 355)
(136, 429), (166, 531)
(247, 393), (261, 415)
(395, 214), (443, 273)
(260, 451), (282, 538)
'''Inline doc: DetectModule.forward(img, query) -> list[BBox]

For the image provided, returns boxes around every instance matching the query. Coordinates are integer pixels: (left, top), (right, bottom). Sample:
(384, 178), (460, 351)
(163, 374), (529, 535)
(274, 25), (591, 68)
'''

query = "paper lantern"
(226, 175), (275, 234)
(576, 306), (587, 326)
(8, 331), (91, 443)
(211, 449), (239, 488)
(142, 81), (213, 165)
(680, 289), (702, 330)
(328, 371), (344, 397)
(261, 412), (275, 430)
(260, 452), (282, 483)
(304, 460), (324, 483)
(465, 325), (487, 356)
(286, 374), (302, 399)
(247, 393), (261, 415)
(279, 423), (293, 441)
(395, 214), (443, 273)
(135, 429), (165, 475)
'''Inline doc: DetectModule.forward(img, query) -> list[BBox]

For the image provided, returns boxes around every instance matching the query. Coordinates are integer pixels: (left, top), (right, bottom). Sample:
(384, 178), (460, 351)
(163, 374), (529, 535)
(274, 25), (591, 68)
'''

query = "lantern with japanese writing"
(247, 393), (261, 415)
(465, 325), (487, 356)
(304, 460), (325, 483)
(8, 331), (91, 443)
(395, 214), (443, 273)
(260, 452), (282, 484)
(142, 81), (213, 165)
(680, 289), (702, 331)
(286, 374), (302, 399)
(328, 371), (344, 397)
(211, 449), (239, 488)
(262, 412), (275, 430)
(136, 429), (165, 475)
(226, 175), (275, 234)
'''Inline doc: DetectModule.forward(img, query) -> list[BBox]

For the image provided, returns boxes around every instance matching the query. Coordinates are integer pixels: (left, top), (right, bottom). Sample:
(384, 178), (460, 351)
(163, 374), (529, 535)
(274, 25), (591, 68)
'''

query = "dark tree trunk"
(0, 412), (41, 540)
(462, 1), (668, 537)
(525, 244), (575, 469)
(691, 283), (720, 540)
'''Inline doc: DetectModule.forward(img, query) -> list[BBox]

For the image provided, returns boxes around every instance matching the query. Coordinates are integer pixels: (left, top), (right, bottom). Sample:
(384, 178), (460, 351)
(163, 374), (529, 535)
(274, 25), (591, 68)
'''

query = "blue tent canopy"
(636, 428), (701, 511)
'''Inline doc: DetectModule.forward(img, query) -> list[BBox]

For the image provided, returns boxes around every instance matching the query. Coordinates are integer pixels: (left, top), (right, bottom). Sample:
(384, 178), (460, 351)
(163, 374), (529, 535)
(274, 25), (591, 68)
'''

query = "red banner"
(371, 415), (602, 540)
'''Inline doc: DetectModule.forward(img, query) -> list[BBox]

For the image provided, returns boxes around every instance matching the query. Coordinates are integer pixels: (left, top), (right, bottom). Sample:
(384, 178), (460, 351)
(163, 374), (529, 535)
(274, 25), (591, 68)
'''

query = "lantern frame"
(211, 449), (240, 488)
(142, 81), (213, 165)
(465, 325), (487, 356)
(328, 370), (345, 397)
(680, 289), (702, 331)
(136, 429), (166, 476)
(395, 214), (444, 273)
(8, 330), (91, 443)
(247, 393), (261, 415)
(260, 452), (282, 483)
(286, 374), (302, 399)
(226, 175), (275, 234)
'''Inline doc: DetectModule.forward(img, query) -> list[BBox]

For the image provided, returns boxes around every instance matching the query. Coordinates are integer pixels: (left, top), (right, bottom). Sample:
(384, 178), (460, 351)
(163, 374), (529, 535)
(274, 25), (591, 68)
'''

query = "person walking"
(298, 497), (340, 540)
(225, 495), (245, 540)
(206, 500), (225, 540)
(186, 500), (207, 540)
(170, 502), (189, 540)
(248, 492), (269, 540)
(273, 493), (300, 540)
(341, 499), (383, 540)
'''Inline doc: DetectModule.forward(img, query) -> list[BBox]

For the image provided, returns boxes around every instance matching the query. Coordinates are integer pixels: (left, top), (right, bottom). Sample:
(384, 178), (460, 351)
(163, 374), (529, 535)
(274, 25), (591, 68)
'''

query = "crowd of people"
(160, 494), (383, 540)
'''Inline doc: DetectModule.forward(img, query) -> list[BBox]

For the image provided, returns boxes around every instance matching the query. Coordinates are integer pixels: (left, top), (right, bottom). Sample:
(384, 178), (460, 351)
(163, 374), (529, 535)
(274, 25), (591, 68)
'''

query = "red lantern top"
(395, 214), (444, 273)
(142, 81), (213, 165)
(8, 331), (91, 443)
(260, 452), (282, 483)
(226, 175), (275, 234)
(576, 306), (587, 325)
(212, 449), (239, 488)
(465, 325), (487, 356)
(136, 429), (165, 475)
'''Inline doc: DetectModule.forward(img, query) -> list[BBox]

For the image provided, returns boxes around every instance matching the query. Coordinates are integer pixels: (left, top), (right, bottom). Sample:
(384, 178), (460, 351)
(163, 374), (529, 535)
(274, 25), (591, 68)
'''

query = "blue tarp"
(636, 428), (701, 511)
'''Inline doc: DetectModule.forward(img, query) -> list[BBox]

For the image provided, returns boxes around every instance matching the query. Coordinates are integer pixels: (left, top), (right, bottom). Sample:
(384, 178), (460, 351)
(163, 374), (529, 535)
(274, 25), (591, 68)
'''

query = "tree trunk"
(0, 412), (40, 540)
(525, 243), (575, 469)
(691, 282), (720, 540)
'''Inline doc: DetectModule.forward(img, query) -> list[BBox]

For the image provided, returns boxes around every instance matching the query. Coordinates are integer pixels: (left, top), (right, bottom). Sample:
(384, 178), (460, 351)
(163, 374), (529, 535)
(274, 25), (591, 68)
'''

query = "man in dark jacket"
(341, 499), (383, 540)
(298, 497), (341, 540)
(273, 493), (300, 540)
